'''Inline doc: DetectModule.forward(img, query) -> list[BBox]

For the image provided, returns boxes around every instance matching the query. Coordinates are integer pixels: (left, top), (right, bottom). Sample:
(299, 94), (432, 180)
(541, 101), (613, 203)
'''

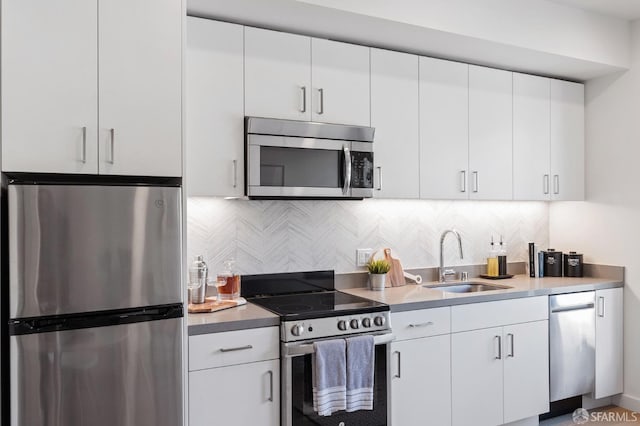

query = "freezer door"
(10, 318), (183, 426)
(9, 184), (182, 318)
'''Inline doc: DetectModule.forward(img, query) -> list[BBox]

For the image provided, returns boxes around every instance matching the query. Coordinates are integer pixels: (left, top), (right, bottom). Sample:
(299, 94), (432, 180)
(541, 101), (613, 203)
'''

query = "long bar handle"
(283, 333), (394, 357)
(494, 335), (502, 360)
(408, 321), (433, 328)
(81, 126), (87, 163)
(267, 370), (274, 402)
(598, 296), (605, 317)
(472, 171), (479, 193)
(376, 166), (382, 191)
(232, 159), (238, 188)
(543, 174), (550, 195)
(219, 344), (253, 353)
(318, 88), (324, 115)
(299, 86), (307, 113)
(553, 174), (560, 195)
(342, 145), (351, 195)
(460, 170), (467, 193)
(394, 350), (401, 378)
(507, 333), (514, 358)
(108, 128), (115, 164)
(551, 303), (594, 313)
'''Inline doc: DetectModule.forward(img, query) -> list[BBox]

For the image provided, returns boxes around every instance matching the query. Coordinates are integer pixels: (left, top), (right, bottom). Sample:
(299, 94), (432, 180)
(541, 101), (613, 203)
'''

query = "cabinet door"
(98, 0), (182, 177)
(419, 57), (469, 200)
(370, 49), (420, 199)
(451, 327), (503, 426)
(311, 38), (370, 126)
(1, 0), (98, 174)
(189, 359), (279, 426)
(513, 73), (551, 201)
(186, 18), (244, 197)
(503, 320), (549, 424)
(469, 66), (513, 200)
(245, 27), (311, 121)
(550, 80), (585, 200)
(594, 288), (623, 398)
(391, 335), (451, 426)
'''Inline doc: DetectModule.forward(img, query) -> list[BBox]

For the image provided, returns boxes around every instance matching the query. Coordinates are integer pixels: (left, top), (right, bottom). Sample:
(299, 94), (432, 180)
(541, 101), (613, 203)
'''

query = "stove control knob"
(350, 319), (360, 329)
(337, 320), (348, 331)
(374, 316), (386, 327)
(291, 324), (305, 337)
(362, 317), (372, 328)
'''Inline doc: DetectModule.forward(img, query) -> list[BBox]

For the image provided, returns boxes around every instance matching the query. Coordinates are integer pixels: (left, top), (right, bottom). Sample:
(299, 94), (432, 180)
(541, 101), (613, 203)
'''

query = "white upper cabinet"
(551, 80), (585, 200)
(370, 49), (419, 198)
(419, 57), (469, 200)
(469, 65), (513, 200)
(311, 39), (370, 126)
(513, 73), (551, 201)
(186, 18), (244, 197)
(98, 0), (182, 177)
(244, 27), (312, 121)
(2, 0), (182, 177)
(2, 0), (99, 174)
(244, 28), (369, 126)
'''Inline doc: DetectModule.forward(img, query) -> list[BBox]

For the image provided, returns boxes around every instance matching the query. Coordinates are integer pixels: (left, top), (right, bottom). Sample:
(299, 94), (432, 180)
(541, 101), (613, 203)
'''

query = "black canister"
(543, 249), (563, 277)
(564, 252), (584, 277)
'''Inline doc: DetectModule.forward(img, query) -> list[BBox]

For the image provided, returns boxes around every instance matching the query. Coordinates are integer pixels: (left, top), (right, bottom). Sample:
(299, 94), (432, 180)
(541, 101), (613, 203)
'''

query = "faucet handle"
(442, 269), (457, 282)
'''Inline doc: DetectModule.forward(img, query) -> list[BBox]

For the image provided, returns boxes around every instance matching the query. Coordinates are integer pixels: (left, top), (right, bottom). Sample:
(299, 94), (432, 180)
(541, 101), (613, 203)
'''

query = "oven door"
(247, 134), (364, 198)
(281, 332), (394, 426)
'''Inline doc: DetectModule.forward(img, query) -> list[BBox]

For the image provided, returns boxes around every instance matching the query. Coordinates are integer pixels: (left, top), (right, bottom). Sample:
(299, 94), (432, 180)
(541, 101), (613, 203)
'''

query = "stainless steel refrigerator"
(2, 175), (183, 426)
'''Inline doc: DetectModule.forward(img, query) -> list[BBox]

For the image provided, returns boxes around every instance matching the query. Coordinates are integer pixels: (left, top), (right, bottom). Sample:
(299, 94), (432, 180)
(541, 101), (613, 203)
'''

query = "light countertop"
(187, 302), (279, 335)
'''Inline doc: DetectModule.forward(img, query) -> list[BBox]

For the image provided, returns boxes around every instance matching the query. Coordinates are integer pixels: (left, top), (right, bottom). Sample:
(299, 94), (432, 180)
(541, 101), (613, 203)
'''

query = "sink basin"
(423, 282), (512, 293)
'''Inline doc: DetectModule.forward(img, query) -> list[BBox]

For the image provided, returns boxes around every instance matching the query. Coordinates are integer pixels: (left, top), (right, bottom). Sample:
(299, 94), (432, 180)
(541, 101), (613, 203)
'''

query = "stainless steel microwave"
(245, 117), (375, 199)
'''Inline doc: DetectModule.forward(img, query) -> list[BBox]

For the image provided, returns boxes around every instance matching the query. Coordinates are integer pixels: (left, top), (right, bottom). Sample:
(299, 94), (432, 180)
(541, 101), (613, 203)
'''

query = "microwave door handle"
(343, 145), (351, 195)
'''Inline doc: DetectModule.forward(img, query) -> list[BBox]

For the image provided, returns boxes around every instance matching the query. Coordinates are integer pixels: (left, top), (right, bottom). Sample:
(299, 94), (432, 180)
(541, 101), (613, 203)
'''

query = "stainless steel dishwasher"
(549, 291), (596, 402)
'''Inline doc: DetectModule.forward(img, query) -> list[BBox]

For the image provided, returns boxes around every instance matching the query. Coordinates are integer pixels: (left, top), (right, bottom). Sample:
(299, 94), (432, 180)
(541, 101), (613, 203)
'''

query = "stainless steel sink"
(423, 281), (512, 293)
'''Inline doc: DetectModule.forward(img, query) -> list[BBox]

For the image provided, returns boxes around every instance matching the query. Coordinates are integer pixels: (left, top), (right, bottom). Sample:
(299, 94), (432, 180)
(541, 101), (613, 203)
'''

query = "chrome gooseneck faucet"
(439, 229), (464, 282)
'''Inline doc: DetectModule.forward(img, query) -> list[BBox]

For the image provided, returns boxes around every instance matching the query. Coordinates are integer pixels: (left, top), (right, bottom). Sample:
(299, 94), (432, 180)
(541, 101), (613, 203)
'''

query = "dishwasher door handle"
(550, 303), (594, 313)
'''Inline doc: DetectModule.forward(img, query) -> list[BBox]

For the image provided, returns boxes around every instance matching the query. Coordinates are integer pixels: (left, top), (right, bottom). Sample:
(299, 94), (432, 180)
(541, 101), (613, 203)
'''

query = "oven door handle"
(282, 332), (395, 357)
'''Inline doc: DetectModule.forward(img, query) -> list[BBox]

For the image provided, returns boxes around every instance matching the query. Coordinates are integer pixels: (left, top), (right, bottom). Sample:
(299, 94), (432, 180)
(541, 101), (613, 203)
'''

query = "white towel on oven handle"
(346, 334), (375, 412)
(312, 339), (346, 416)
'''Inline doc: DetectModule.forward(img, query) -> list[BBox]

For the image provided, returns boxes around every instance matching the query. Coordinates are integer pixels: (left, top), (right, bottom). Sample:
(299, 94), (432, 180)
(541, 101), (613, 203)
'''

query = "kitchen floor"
(540, 406), (640, 425)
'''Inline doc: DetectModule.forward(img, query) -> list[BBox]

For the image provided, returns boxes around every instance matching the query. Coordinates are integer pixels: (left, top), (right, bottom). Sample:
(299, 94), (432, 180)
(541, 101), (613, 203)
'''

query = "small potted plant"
(367, 259), (391, 291)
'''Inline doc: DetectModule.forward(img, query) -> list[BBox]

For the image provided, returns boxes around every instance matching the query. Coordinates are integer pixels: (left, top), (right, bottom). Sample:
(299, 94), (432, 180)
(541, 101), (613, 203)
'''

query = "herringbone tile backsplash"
(187, 198), (549, 275)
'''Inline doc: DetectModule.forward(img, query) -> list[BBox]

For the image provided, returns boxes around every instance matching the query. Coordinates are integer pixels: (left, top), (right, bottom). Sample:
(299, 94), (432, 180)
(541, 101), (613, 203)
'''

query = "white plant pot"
(369, 273), (387, 291)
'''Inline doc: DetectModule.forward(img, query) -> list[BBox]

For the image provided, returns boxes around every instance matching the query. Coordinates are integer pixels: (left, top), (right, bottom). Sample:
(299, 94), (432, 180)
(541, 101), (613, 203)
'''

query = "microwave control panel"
(351, 151), (374, 189)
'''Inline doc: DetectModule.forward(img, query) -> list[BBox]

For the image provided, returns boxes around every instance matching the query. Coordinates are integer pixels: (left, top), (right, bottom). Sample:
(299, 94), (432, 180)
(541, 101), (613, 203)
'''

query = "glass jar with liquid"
(217, 259), (241, 300)
(486, 239), (499, 277)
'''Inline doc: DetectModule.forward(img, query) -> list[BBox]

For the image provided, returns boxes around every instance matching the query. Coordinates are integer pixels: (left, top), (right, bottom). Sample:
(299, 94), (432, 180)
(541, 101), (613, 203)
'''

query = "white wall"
(550, 19), (640, 411)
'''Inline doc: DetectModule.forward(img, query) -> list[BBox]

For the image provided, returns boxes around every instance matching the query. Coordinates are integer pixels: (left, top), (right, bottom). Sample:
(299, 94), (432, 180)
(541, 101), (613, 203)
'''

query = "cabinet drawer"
(189, 326), (279, 371)
(392, 307), (451, 341)
(451, 296), (548, 333)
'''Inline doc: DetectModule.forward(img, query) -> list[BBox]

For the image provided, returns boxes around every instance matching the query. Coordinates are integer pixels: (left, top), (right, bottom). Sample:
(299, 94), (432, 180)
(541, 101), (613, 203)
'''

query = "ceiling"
(549, 0), (640, 20)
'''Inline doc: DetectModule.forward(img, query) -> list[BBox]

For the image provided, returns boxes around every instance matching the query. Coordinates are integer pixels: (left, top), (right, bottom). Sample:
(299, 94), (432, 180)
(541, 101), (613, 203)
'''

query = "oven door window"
(291, 345), (387, 425)
(260, 147), (343, 188)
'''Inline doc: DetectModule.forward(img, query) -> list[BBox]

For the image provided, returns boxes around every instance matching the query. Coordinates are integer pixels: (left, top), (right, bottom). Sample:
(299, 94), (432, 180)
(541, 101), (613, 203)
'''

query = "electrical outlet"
(356, 248), (373, 267)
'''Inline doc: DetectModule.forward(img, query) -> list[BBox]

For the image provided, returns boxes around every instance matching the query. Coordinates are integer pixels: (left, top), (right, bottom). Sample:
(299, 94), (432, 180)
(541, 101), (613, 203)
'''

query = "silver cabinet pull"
(460, 170), (466, 193)
(543, 174), (550, 195)
(342, 145), (351, 195)
(299, 86), (307, 113)
(219, 344), (253, 353)
(598, 296), (605, 317)
(472, 171), (479, 193)
(317, 88), (324, 115)
(376, 166), (382, 191)
(108, 128), (115, 164)
(494, 335), (502, 360)
(232, 159), (238, 188)
(507, 333), (514, 358)
(267, 370), (274, 402)
(393, 350), (401, 378)
(81, 126), (87, 163)
(408, 321), (433, 328)
(553, 174), (560, 194)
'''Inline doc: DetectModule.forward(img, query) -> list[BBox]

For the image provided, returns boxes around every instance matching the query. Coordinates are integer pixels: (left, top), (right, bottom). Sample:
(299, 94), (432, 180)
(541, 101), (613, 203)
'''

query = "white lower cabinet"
(390, 308), (451, 426)
(594, 287), (624, 398)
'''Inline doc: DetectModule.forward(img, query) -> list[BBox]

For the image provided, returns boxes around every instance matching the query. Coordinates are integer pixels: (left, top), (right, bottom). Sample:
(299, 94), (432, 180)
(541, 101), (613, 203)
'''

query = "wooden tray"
(188, 297), (247, 314)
